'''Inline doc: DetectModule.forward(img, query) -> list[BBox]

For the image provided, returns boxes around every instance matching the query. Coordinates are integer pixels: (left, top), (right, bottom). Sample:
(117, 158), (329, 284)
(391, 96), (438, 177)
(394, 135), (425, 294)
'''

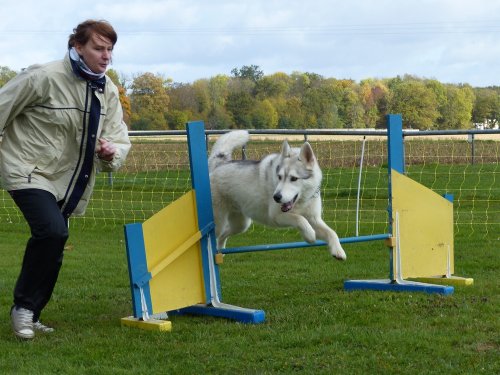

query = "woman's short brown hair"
(68, 20), (117, 49)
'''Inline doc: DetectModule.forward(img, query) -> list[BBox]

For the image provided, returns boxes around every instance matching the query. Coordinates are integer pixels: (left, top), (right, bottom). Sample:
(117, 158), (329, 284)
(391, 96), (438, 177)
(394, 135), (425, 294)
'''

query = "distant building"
(474, 120), (499, 130)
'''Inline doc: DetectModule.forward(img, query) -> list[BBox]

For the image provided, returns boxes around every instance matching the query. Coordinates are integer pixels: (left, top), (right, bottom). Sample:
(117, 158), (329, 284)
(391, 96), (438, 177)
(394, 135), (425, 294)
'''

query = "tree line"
(1, 64), (499, 130)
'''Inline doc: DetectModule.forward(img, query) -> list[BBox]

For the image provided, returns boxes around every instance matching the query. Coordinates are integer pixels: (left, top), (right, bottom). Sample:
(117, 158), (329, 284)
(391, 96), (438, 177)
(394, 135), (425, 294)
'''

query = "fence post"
(468, 133), (475, 165)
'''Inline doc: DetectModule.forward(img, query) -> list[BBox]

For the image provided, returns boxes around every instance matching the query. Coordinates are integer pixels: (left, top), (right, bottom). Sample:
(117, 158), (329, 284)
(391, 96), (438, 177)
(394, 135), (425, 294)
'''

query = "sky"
(1, 0), (499, 87)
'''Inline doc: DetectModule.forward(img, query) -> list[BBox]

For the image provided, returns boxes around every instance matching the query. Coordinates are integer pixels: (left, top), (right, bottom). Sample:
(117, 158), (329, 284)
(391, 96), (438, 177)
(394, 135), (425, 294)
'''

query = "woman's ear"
(74, 43), (83, 56)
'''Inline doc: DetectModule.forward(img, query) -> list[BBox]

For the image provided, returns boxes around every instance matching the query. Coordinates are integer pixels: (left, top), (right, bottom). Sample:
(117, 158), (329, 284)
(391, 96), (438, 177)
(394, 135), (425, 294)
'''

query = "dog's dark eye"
(290, 176), (298, 182)
(278, 175), (282, 180)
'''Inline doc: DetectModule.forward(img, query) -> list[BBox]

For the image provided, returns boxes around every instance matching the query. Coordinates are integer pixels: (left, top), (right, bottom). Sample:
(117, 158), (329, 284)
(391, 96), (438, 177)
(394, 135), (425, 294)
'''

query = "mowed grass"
(1, 223), (498, 374)
(0, 161), (499, 374)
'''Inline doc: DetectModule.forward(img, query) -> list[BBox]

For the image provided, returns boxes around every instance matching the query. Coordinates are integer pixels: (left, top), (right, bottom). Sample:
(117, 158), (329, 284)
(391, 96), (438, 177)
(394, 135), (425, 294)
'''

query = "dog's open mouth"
(280, 194), (298, 212)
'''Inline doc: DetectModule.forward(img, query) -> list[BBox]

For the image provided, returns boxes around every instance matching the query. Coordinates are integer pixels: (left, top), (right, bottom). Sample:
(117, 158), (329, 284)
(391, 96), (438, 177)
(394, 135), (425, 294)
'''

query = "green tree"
(251, 99), (278, 129)
(472, 88), (500, 127)
(388, 78), (439, 129)
(302, 78), (344, 128)
(274, 97), (304, 129)
(341, 82), (364, 128)
(440, 84), (475, 129)
(289, 72), (311, 98)
(207, 106), (234, 129)
(226, 90), (254, 128)
(358, 80), (378, 128)
(165, 109), (190, 130)
(225, 76), (256, 128)
(231, 65), (264, 82)
(425, 79), (448, 127)
(0, 66), (17, 88)
(255, 72), (291, 99)
(192, 79), (211, 116)
(207, 75), (232, 128)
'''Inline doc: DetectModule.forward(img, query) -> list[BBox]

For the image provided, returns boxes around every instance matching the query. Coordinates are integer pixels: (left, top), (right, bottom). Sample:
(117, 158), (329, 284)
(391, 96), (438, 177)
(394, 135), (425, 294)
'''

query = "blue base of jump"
(172, 304), (266, 324)
(344, 279), (454, 295)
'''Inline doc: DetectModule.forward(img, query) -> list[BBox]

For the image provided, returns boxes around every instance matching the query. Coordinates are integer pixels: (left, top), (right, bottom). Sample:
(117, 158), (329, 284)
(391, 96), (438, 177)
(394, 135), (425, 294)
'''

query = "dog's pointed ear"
(300, 142), (316, 170)
(280, 140), (291, 158)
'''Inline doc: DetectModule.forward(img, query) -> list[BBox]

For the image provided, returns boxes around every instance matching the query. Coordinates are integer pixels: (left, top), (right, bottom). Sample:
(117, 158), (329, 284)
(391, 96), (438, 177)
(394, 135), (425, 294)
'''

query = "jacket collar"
(65, 53), (106, 91)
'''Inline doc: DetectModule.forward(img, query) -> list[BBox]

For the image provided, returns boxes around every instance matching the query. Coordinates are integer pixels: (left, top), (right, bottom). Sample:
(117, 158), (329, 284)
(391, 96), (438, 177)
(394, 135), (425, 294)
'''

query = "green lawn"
(0, 158), (498, 374)
(1, 223), (498, 374)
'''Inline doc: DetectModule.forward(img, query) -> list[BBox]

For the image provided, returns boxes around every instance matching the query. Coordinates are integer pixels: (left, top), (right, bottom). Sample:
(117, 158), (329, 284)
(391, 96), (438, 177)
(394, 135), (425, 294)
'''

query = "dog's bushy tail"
(209, 130), (250, 171)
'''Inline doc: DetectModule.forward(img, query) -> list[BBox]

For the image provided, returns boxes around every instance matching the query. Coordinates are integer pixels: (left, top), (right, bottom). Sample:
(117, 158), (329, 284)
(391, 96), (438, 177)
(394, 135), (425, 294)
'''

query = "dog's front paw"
(330, 246), (347, 261)
(302, 228), (316, 243)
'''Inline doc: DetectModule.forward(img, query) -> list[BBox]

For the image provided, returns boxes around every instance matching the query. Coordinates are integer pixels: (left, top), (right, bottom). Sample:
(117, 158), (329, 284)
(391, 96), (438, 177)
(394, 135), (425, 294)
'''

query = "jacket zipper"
(61, 82), (91, 214)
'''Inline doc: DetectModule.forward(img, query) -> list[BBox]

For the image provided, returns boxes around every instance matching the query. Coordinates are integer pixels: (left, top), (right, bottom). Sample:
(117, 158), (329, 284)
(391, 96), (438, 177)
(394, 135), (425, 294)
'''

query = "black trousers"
(9, 189), (69, 322)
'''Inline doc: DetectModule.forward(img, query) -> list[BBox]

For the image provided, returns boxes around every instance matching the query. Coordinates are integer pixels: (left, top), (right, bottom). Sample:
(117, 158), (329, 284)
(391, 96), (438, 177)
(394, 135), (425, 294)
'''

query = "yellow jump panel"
(391, 170), (454, 279)
(142, 190), (206, 314)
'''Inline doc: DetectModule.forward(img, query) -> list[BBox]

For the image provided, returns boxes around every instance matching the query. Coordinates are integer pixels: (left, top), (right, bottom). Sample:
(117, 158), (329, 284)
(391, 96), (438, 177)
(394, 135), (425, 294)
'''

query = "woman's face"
(75, 33), (113, 74)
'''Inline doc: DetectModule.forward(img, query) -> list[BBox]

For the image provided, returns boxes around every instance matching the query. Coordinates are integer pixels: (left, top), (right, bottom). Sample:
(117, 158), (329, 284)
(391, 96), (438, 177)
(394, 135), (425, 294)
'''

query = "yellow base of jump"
(121, 316), (172, 332)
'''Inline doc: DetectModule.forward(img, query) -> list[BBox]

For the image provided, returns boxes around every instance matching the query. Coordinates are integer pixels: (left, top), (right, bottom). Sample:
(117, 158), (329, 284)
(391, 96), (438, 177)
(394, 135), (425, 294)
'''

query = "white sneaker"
(33, 320), (55, 333)
(11, 306), (35, 339)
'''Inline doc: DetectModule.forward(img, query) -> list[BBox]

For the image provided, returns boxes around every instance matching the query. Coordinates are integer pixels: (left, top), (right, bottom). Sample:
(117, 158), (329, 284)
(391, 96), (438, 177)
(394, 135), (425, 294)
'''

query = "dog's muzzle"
(274, 193), (298, 212)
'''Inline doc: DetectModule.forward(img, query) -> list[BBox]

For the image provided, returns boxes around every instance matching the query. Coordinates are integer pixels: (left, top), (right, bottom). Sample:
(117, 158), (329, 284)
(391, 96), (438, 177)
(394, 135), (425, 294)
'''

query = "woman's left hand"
(96, 138), (117, 161)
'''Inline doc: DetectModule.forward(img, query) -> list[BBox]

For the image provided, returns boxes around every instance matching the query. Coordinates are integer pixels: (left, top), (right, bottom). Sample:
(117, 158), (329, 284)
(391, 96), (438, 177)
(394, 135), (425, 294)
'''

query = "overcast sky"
(1, 0), (499, 87)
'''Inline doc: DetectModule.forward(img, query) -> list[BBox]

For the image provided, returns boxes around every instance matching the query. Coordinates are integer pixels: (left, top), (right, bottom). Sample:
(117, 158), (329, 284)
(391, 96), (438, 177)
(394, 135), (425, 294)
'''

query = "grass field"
(1, 223), (498, 374)
(0, 138), (499, 374)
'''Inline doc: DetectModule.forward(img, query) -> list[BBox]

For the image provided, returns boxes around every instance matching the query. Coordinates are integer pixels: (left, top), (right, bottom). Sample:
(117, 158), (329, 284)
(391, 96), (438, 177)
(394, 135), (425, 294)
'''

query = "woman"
(0, 20), (131, 339)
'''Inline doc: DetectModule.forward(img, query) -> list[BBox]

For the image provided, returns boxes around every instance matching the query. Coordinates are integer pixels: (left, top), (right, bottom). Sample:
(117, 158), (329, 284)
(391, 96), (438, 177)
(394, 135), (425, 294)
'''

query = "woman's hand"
(96, 138), (116, 161)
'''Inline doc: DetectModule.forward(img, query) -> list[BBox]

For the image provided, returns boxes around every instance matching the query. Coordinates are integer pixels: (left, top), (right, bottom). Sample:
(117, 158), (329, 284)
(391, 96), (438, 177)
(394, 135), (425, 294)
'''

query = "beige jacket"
(0, 54), (131, 216)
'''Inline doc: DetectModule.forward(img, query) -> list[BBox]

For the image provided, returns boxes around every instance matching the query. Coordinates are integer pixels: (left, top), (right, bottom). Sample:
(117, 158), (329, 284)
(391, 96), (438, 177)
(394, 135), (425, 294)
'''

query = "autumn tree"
(167, 81), (205, 128)
(107, 69), (131, 126)
(358, 79), (389, 128)
(129, 72), (170, 130)
(168, 82), (199, 112)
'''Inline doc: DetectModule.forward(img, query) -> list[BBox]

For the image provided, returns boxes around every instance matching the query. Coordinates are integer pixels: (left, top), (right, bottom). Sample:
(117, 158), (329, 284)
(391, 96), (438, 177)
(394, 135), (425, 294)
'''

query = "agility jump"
(121, 114), (472, 331)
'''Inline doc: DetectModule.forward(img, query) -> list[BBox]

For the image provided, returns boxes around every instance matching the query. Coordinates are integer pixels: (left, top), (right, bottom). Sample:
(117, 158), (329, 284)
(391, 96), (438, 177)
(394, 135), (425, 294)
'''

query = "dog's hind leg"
(216, 213), (252, 250)
(216, 230), (229, 250)
(309, 217), (346, 260)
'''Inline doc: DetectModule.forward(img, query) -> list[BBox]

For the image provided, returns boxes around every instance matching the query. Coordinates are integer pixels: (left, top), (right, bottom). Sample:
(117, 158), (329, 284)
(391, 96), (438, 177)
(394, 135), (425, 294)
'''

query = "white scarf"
(69, 47), (106, 80)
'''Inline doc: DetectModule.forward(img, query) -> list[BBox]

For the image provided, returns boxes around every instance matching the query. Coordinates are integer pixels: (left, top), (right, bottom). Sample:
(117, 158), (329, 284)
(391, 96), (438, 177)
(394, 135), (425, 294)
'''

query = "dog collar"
(307, 186), (321, 200)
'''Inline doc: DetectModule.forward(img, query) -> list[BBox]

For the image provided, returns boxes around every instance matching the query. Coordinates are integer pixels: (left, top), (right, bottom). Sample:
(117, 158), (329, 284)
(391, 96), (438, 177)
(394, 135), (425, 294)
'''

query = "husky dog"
(208, 130), (346, 260)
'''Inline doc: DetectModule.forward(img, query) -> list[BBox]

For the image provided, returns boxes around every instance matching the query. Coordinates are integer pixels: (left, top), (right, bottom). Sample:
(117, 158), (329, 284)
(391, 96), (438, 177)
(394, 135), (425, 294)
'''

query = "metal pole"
(471, 133), (475, 165)
(356, 136), (367, 236)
